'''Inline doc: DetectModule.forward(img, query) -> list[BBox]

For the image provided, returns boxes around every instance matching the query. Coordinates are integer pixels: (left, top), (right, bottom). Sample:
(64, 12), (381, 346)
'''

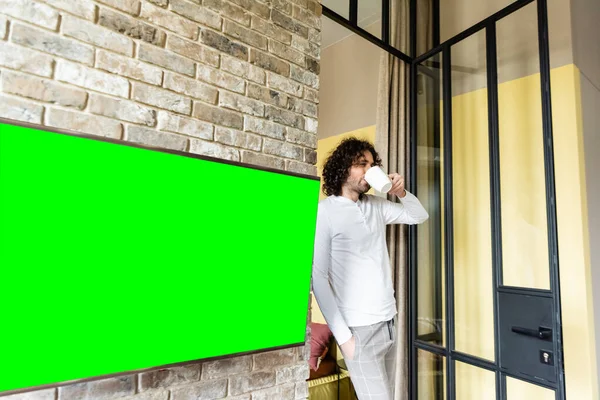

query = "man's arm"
(381, 190), (429, 225)
(311, 205), (353, 345)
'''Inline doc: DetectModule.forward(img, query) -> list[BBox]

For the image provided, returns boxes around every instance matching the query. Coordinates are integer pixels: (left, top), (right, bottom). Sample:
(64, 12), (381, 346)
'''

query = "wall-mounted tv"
(0, 118), (319, 395)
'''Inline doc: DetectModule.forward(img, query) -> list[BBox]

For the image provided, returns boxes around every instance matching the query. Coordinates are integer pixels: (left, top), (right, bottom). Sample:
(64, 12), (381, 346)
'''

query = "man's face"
(344, 150), (375, 194)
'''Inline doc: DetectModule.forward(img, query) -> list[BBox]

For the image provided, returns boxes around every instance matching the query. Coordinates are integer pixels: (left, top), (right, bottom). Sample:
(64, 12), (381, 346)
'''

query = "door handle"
(511, 326), (552, 341)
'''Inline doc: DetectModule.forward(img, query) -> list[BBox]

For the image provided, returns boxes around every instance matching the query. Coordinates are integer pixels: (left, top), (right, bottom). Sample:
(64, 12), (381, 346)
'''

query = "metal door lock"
(540, 350), (554, 366)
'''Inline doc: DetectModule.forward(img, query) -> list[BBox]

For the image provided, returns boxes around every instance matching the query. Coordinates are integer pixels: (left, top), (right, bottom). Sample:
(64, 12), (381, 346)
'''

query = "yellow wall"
(450, 64), (597, 399)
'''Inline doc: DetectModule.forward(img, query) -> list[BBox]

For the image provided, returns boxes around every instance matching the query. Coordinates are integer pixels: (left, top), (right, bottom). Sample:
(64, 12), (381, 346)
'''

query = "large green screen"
(0, 120), (319, 394)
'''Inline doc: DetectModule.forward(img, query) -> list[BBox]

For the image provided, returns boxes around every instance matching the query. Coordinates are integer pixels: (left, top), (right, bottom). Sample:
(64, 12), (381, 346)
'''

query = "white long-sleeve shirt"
(311, 191), (429, 345)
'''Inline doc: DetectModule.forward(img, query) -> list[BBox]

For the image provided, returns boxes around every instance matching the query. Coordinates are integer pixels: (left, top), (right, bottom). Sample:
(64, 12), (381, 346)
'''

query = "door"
(409, 0), (566, 399)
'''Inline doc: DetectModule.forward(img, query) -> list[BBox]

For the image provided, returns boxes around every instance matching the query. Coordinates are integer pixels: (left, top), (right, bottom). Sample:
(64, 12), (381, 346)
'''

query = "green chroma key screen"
(0, 120), (319, 394)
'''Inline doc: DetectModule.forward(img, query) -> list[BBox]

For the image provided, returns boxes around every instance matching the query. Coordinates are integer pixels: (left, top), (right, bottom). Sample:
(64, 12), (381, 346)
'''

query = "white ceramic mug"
(364, 166), (393, 193)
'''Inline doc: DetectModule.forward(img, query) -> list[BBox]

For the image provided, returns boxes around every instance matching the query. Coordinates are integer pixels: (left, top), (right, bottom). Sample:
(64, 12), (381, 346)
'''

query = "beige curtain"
(374, 0), (432, 398)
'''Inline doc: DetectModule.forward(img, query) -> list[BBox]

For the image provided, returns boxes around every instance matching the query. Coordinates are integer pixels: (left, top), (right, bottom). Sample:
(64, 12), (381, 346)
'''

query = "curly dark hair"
(322, 137), (382, 197)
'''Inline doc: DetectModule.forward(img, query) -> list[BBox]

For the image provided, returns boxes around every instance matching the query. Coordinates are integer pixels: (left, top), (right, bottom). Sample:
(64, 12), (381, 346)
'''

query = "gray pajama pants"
(344, 317), (397, 400)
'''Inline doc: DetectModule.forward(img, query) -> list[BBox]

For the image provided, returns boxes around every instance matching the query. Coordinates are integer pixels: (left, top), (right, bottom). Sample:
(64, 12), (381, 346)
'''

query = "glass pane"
(451, 30), (495, 361)
(417, 350), (446, 400)
(416, 54), (445, 347)
(497, 3), (550, 290)
(358, 0), (382, 40)
(506, 376), (555, 400)
(440, 0), (513, 43)
(416, 0), (434, 56)
(455, 362), (496, 400)
(321, 0), (349, 19)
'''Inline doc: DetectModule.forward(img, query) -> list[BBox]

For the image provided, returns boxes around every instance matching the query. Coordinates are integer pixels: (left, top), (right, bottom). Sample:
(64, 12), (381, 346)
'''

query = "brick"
(201, 29), (248, 61)
(219, 91), (264, 117)
(140, 2), (198, 39)
(229, 372), (276, 395)
(0, 0), (58, 30)
(304, 87), (318, 104)
(99, 8), (166, 46)
(252, 384), (295, 400)
(215, 127), (262, 151)
(0, 42), (53, 77)
(221, 55), (265, 85)
(2, 388), (55, 400)
(147, 0), (168, 7)
(167, 35), (220, 67)
(189, 138), (240, 161)
(169, 0), (222, 30)
(157, 111), (213, 139)
(286, 160), (316, 175)
(89, 93), (156, 126)
(290, 0), (309, 8)
(139, 44), (196, 77)
(290, 35), (310, 56)
(193, 102), (243, 129)
(228, 0), (270, 19)
(133, 82), (192, 114)
(286, 128), (316, 148)
(96, 0), (140, 16)
(223, 20), (267, 50)
(47, 108), (122, 139)
(307, 1), (322, 16)
(164, 72), (217, 104)
(288, 97), (318, 118)
(290, 65), (319, 88)
(268, 73), (303, 97)
(126, 126), (188, 151)
(264, 138), (303, 160)
(11, 24), (94, 66)
(251, 17), (291, 45)
(170, 379), (228, 400)
(292, 5), (320, 29)
(272, 0), (292, 15)
(1, 71), (87, 109)
(250, 49), (290, 76)
(295, 382), (309, 399)
(244, 116), (285, 139)
(276, 364), (310, 384)
(306, 57), (319, 74)
(97, 50), (163, 86)
(308, 27), (321, 45)
(241, 150), (284, 170)
(203, 0), (250, 26)
(197, 64), (245, 94)
(305, 117), (318, 133)
(56, 60), (130, 98)
(304, 148), (316, 164)
(39, 0), (96, 20)
(269, 40), (305, 66)
(62, 15), (134, 56)
(0, 15), (6, 40)
(139, 365), (201, 390)
(247, 84), (289, 109)
(119, 389), (169, 400)
(59, 376), (135, 400)
(0, 94), (43, 123)
(271, 10), (308, 38)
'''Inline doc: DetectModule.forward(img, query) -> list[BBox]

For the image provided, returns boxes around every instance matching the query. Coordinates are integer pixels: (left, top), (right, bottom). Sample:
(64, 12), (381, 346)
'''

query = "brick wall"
(0, 0), (320, 398)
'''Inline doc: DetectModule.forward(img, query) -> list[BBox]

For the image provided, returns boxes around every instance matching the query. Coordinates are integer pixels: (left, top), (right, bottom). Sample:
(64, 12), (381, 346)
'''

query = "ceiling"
(321, 0), (382, 48)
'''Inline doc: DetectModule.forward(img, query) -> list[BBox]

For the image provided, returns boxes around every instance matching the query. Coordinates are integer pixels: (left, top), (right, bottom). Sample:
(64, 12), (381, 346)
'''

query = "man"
(312, 137), (428, 400)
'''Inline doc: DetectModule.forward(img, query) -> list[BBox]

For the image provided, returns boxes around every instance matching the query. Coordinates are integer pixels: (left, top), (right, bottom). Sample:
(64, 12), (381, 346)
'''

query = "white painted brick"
(305, 117), (318, 134)
(56, 60), (130, 98)
(157, 111), (213, 140)
(269, 39), (304, 66)
(241, 150), (285, 170)
(0, 42), (54, 77)
(218, 91), (264, 117)
(96, 50), (163, 86)
(286, 128), (316, 148)
(0, 0), (59, 30)
(243, 116), (285, 140)
(126, 126), (188, 151)
(133, 82), (192, 115)
(140, 2), (199, 39)
(1, 388), (56, 400)
(11, 23), (95, 66)
(169, 0), (222, 30)
(96, 0), (140, 16)
(38, 0), (96, 20)
(138, 43), (196, 77)
(166, 35), (220, 67)
(1, 71), (87, 109)
(47, 108), (122, 139)
(0, 15), (7, 39)
(0, 94), (43, 123)
(268, 73), (303, 97)
(193, 102), (243, 129)
(221, 55), (265, 85)
(89, 93), (156, 126)
(164, 72), (217, 104)
(286, 160), (317, 176)
(263, 138), (303, 161)
(62, 15), (134, 57)
(215, 127), (262, 151)
(189, 138), (240, 161)
(197, 64), (245, 94)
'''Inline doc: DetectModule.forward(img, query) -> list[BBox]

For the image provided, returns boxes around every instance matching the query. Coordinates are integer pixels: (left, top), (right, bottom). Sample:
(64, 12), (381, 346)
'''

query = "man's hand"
(388, 173), (406, 198)
(340, 336), (356, 361)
